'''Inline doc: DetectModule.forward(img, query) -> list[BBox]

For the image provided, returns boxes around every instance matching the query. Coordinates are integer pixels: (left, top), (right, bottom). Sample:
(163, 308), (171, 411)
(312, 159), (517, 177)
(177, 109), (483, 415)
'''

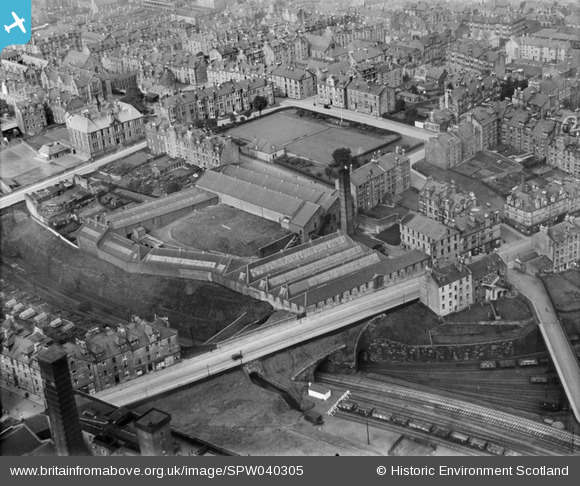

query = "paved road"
(0, 141), (148, 209)
(95, 276), (420, 406)
(279, 98), (430, 189)
(497, 224), (533, 266)
(508, 269), (580, 423)
(280, 97), (437, 142)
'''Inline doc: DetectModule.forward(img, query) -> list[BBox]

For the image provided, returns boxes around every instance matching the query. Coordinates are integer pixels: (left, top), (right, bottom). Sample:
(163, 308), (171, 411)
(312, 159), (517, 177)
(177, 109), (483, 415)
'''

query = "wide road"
(0, 141), (148, 209)
(508, 269), (580, 423)
(95, 277), (420, 406)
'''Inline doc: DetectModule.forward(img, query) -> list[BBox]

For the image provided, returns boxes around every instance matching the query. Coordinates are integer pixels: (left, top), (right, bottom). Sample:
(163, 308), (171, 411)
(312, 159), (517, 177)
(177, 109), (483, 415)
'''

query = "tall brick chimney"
(338, 165), (355, 236)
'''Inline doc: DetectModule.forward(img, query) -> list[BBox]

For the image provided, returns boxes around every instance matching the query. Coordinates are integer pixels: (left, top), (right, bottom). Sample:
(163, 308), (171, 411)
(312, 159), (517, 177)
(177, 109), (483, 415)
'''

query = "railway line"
(346, 393), (569, 456)
(365, 368), (563, 415)
(332, 410), (487, 456)
(316, 373), (580, 452)
(0, 259), (126, 327)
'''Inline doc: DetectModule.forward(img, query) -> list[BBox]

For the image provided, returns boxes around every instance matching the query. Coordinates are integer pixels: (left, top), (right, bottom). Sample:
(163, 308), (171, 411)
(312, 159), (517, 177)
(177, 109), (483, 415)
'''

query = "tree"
(166, 181), (181, 194)
(253, 95), (268, 115)
(331, 147), (353, 168)
(120, 86), (146, 113)
(395, 99), (405, 112)
(561, 98), (571, 109)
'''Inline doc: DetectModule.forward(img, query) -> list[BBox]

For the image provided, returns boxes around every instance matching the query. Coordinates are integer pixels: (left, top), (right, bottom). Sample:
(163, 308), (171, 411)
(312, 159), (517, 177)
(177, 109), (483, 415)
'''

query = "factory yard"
(131, 367), (459, 456)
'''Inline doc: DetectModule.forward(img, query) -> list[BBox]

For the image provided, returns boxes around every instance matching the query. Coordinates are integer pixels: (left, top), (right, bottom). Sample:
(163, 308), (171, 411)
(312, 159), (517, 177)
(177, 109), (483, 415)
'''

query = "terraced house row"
(157, 78), (274, 123)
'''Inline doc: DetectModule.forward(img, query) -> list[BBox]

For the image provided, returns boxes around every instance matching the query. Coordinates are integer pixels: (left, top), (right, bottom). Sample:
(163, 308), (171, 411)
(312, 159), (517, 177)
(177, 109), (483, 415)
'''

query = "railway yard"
(364, 358), (569, 416)
(316, 372), (580, 456)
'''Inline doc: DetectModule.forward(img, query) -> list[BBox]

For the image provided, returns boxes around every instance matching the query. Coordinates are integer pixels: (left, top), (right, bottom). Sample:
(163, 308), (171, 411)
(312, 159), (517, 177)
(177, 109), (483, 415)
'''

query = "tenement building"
(400, 211), (461, 264)
(145, 118), (240, 169)
(418, 179), (501, 257)
(349, 151), (410, 211)
(420, 253), (508, 317)
(533, 215), (580, 272)
(504, 174), (580, 234)
(62, 317), (180, 395)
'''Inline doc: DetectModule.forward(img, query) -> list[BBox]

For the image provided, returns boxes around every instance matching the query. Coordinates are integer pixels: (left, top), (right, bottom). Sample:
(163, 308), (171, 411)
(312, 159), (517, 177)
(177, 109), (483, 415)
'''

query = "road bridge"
(95, 277), (420, 406)
(508, 269), (580, 424)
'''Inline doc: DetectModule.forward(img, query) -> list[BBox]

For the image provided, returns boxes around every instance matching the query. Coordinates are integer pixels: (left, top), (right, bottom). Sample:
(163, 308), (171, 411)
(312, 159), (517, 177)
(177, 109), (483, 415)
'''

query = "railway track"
(317, 372), (580, 451)
(1, 260), (125, 326)
(364, 371), (564, 416)
(332, 410), (488, 456)
(347, 393), (570, 456)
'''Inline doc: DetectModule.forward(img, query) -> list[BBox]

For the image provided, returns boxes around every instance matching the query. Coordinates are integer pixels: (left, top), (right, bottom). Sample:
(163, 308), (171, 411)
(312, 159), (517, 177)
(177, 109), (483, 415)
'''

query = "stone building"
(62, 317), (180, 395)
(349, 151), (410, 211)
(420, 262), (472, 316)
(270, 65), (316, 100)
(504, 175), (580, 234)
(400, 211), (461, 264)
(346, 78), (395, 116)
(533, 216), (580, 272)
(66, 100), (144, 157)
(145, 119), (240, 169)
(14, 100), (47, 134)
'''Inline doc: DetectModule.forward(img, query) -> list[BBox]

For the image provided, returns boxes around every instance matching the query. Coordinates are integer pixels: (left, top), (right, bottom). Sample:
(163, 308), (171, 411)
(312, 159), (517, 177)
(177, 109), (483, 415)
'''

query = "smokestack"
(338, 166), (355, 237)
(38, 346), (88, 456)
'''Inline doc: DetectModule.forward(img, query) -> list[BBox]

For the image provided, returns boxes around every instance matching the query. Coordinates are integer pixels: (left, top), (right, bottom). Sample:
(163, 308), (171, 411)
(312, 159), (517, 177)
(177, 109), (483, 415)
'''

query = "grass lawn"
(368, 302), (440, 345)
(432, 323), (525, 344)
(170, 204), (291, 257)
(226, 111), (324, 147)
(541, 273), (580, 312)
(561, 269), (580, 289)
(445, 295), (532, 322)
(286, 127), (397, 166)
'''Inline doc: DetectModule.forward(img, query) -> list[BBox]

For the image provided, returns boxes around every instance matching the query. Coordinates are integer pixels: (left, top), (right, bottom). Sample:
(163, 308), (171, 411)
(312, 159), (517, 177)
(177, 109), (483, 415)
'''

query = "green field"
(226, 112), (325, 147)
(286, 127), (398, 166)
(227, 111), (395, 166)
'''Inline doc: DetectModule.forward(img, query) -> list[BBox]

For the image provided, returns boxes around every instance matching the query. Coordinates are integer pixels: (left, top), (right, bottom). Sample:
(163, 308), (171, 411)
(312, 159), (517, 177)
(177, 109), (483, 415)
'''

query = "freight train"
(480, 357), (542, 370)
(335, 400), (510, 455)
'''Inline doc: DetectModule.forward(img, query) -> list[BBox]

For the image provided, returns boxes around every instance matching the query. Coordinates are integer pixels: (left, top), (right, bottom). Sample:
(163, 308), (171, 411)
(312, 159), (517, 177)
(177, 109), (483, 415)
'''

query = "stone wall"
(361, 322), (540, 364)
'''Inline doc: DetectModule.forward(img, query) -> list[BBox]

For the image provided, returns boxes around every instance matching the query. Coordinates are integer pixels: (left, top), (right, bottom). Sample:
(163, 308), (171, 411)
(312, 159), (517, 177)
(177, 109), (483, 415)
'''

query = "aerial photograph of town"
(0, 0), (579, 460)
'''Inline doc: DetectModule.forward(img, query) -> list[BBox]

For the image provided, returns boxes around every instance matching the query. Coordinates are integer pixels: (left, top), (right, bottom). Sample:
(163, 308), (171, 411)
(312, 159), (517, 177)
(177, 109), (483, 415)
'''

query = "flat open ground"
(226, 112), (325, 147)
(413, 160), (505, 216)
(285, 127), (397, 166)
(0, 142), (85, 186)
(25, 126), (70, 151)
(542, 272), (580, 313)
(445, 294), (532, 323)
(168, 204), (292, 257)
(227, 111), (394, 166)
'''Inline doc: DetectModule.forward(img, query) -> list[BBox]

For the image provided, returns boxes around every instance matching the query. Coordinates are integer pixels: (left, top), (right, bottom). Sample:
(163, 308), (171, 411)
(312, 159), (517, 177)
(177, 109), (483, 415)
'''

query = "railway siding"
(317, 373), (580, 449)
